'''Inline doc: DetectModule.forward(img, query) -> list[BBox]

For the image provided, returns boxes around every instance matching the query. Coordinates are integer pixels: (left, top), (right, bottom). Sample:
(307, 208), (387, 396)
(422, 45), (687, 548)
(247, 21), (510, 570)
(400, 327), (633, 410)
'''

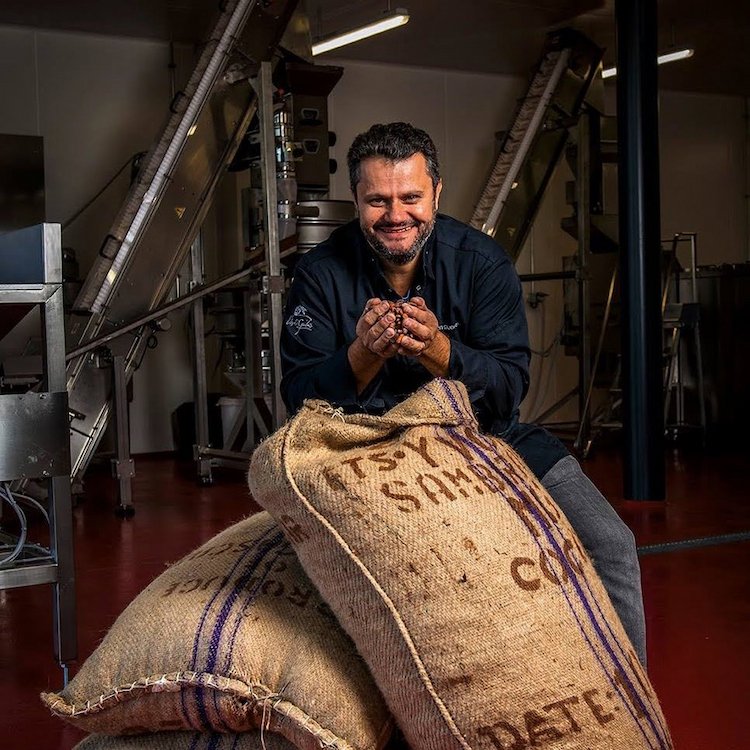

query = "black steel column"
(615, 0), (666, 499)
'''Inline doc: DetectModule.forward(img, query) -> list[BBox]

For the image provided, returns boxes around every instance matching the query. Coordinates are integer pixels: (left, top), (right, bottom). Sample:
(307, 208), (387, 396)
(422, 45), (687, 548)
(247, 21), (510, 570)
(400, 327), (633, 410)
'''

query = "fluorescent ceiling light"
(311, 8), (409, 56)
(602, 47), (694, 79)
(657, 48), (695, 65)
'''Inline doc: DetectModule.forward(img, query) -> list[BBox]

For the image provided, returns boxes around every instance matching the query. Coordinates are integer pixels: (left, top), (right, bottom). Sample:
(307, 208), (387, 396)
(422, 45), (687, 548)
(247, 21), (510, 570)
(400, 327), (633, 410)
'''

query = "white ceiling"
(0, 0), (747, 95)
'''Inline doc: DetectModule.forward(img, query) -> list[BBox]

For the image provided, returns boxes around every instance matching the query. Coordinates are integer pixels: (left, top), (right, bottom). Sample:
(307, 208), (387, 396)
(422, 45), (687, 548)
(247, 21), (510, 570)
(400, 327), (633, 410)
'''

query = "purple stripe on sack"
(438, 384), (637, 675)
(437, 379), (667, 748)
(424, 379), (460, 421)
(497, 464), (665, 746)
(480, 430), (629, 656)
(475, 432), (671, 745)
(474, 428), (671, 746)
(447, 426), (663, 749)
(436, 379), (467, 415)
(221, 535), (290, 676)
(181, 522), (281, 730)
(200, 531), (286, 728)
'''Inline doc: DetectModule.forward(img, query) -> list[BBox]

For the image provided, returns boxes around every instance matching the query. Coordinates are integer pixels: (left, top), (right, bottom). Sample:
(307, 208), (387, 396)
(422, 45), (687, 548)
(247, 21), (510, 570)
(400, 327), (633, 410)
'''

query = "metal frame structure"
(111, 354), (135, 516)
(0, 223), (76, 681)
(255, 61), (287, 429)
(569, 230), (707, 455)
(468, 29), (607, 452)
(512, 109), (599, 449)
(191, 61), (284, 484)
(470, 29), (603, 260)
(662, 232), (706, 440)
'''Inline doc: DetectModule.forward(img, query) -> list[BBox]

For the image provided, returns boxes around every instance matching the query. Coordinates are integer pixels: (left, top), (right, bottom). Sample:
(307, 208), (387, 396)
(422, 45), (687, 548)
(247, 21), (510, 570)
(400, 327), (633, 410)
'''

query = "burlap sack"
(42, 512), (391, 750)
(248, 379), (673, 750)
(74, 729), (294, 750)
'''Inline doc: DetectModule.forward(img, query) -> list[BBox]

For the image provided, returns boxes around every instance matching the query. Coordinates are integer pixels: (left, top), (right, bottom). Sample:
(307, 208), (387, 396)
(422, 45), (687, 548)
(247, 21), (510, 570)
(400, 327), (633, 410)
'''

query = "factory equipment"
(471, 28), (603, 259)
(0, 223), (76, 680)
(675, 261), (750, 444)
(0, 133), (75, 675)
(295, 199), (357, 253)
(544, 108), (708, 454)
(471, 29), (708, 453)
(470, 29), (606, 450)
(191, 56), (355, 483)
(64, 0), (299, 495)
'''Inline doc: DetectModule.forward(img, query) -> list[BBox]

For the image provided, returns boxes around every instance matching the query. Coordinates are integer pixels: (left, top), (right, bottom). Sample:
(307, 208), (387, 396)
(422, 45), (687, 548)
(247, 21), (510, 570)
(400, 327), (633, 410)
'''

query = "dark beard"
(365, 217), (435, 266)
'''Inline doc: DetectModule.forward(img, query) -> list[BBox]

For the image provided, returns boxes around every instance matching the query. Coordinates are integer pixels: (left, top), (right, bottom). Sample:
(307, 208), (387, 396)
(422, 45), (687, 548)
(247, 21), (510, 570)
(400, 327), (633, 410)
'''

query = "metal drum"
(295, 200), (356, 253)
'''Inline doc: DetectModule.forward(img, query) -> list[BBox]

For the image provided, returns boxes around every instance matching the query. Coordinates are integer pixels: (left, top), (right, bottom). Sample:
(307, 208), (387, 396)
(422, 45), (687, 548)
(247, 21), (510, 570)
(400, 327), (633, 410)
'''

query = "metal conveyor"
(470, 29), (603, 259)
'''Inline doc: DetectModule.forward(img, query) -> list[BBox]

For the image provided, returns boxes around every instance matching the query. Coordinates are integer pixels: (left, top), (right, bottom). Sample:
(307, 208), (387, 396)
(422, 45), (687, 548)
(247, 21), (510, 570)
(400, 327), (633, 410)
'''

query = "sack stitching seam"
(280, 398), (472, 750)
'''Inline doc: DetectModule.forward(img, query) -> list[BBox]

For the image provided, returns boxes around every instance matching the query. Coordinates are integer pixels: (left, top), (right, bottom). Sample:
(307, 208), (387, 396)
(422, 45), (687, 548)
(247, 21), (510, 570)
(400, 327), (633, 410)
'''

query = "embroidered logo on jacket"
(286, 305), (313, 335)
(438, 322), (459, 331)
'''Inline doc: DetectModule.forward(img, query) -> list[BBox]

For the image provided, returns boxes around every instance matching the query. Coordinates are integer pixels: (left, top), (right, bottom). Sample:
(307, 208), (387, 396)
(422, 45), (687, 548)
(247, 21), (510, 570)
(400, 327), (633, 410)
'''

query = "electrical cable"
(524, 303), (564, 421)
(0, 483), (55, 568)
(529, 341), (563, 423)
(10, 491), (49, 525)
(61, 152), (146, 231)
(126, 329), (160, 371)
(530, 326), (562, 358)
(0, 483), (28, 566)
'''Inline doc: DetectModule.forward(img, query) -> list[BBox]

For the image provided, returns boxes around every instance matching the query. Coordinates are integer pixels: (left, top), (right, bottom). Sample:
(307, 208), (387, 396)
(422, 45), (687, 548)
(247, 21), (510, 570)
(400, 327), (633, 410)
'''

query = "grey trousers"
(540, 455), (647, 667)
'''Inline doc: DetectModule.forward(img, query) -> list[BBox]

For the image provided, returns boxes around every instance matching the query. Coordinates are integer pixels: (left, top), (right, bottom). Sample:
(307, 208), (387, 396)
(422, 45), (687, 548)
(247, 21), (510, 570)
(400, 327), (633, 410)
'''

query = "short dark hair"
(347, 122), (441, 194)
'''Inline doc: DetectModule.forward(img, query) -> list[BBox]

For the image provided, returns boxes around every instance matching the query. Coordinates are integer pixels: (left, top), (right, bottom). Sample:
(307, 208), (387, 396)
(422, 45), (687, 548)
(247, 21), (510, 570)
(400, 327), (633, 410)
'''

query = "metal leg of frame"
(111, 354), (135, 517)
(48, 474), (77, 677)
(42, 282), (77, 679)
(575, 262), (618, 456)
(190, 235), (213, 485)
(574, 112), (592, 455)
(242, 284), (271, 451)
(687, 233), (707, 443)
(242, 288), (257, 451)
(257, 61), (286, 429)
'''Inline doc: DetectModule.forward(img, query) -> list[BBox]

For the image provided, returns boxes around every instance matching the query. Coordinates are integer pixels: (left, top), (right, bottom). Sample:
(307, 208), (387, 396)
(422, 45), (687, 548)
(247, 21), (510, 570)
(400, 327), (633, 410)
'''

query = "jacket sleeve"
(279, 263), (360, 413)
(446, 252), (530, 423)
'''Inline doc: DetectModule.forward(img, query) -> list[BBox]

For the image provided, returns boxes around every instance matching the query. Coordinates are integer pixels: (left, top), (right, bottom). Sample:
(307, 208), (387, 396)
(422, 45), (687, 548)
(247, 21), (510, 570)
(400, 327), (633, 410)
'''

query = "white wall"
(327, 59), (527, 221)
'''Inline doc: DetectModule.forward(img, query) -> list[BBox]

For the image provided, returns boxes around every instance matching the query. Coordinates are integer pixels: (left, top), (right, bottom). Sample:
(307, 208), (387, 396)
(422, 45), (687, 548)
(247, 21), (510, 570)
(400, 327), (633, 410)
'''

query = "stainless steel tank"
(295, 199), (356, 253)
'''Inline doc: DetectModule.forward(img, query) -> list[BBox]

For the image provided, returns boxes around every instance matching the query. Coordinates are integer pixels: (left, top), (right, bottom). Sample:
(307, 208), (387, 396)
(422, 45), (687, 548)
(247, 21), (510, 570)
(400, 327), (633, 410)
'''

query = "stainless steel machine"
(470, 29), (606, 450)
(65, 0), (299, 501)
(191, 56), (355, 483)
(0, 223), (76, 681)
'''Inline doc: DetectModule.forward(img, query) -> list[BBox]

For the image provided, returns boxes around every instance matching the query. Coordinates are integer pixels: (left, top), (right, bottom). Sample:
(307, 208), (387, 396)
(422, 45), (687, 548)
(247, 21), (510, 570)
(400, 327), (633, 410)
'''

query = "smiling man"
(279, 122), (647, 666)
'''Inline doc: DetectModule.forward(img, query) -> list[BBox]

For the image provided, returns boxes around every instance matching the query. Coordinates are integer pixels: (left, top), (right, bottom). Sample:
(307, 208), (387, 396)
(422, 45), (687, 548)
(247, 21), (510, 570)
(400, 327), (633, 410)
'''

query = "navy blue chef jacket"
(280, 214), (568, 479)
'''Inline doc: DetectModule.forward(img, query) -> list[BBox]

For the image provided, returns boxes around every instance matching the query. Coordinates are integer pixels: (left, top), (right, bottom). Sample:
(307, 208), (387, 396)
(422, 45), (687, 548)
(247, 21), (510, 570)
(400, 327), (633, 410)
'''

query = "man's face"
(354, 153), (442, 266)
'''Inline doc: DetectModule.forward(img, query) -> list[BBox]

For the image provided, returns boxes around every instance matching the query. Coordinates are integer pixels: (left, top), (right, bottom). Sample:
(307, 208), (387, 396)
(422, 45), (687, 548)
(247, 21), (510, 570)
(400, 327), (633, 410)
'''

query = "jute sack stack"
(248, 379), (673, 750)
(74, 729), (295, 750)
(42, 511), (391, 750)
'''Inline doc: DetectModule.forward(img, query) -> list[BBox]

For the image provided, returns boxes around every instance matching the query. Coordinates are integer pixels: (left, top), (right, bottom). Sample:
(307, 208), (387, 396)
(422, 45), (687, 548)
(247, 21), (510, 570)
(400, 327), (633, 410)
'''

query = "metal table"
(0, 223), (76, 680)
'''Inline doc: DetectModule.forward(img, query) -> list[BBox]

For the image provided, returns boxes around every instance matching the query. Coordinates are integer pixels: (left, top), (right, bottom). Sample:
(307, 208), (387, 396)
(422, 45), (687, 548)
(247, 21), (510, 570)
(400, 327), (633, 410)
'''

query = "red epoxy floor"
(1, 450), (749, 749)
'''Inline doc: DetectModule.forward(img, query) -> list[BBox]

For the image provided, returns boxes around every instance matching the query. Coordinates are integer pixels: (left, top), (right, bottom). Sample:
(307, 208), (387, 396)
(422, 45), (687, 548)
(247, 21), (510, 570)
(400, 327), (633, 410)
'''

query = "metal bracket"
(261, 274), (286, 294)
(225, 61), (256, 84)
(93, 347), (113, 369)
(111, 458), (135, 480)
